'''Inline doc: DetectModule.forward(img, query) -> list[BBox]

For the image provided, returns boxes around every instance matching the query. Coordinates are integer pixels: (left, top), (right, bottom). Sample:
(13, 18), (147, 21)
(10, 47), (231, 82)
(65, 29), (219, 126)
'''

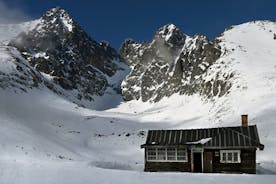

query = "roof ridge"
(147, 125), (257, 132)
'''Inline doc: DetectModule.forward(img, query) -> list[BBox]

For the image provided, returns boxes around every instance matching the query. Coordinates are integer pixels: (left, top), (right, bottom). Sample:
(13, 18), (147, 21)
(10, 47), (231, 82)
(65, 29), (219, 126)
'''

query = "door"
(203, 152), (213, 173)
(193, 153), (202, 172)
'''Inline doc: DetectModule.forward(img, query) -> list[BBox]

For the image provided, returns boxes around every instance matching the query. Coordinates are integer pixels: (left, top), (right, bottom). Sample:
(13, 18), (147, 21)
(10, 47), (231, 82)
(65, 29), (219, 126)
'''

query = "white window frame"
(146, 147), (188, 162)
(147, 148), (157, 161)
(167, 148), (177, 160)
(220, 150), (241, 163)
(157, 148), (166, 160)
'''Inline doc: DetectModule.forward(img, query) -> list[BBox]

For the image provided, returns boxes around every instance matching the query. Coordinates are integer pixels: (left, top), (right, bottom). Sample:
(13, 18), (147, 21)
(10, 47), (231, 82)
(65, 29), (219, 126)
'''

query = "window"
(147, 148), (157, 161)
(220, 150), (241, 163)
(227, 152), (232, 161)
(146, 147), (187, 162)
(177, 148), (187, 161)
(233, 152), (239, 162)
(167, 148), (176, 160)
(221, 152), (226, 161)
(157, 148), (166, 160)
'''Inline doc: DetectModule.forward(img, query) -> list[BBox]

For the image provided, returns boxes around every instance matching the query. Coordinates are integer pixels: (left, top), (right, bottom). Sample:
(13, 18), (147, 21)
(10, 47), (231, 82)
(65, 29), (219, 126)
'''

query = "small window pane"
(222, 152), (226, 161)
(157, 148), (166, 160)
(177, 148), (187, 161)
(167, 148), (176, 160)
(233, 152), (238, 162)
(147, 148), (156, 160)
(227, 152), (232, 162)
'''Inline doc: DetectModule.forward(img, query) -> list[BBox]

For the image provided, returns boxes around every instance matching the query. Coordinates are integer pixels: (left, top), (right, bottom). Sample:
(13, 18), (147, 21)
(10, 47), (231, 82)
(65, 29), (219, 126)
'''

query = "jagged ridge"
(120, 24), (232, 102)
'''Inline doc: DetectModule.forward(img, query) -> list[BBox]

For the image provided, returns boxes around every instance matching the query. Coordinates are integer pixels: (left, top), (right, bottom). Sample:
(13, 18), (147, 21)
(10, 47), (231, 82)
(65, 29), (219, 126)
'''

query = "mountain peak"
(42, 7), (74, 32)
(154, 23), (186, 47)
(158, 24), (176, 34)
(121, 22), (223, 102)
(44, 7), (69, 17)
(7, 6), (126, 105)
(157, 24), (177, 39)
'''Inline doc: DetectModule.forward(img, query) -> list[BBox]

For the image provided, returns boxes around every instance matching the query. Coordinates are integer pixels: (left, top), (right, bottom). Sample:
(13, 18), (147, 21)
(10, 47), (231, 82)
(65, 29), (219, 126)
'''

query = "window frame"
(220, 150), (241, 163)
(147, 148), (157, 161)
(167, 148), (177, 160)
(146, 147), (188, 162)
(177, 148), (187, 161)
(157, 148), (166, 160)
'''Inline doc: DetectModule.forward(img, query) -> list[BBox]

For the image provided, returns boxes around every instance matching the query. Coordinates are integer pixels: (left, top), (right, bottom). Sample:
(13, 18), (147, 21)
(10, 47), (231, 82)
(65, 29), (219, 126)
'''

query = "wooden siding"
(210, 149), (256, 174)
(144, 148), (257, 173)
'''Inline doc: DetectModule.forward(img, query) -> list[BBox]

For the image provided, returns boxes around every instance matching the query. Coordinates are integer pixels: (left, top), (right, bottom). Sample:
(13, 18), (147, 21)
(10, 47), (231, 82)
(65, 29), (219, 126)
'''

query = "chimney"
(241, 115), (248, 127)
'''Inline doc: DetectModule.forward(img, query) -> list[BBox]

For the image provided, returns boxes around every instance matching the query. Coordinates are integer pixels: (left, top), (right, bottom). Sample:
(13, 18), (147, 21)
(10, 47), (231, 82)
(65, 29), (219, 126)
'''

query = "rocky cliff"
(120, 24), (233, 102)
(8, 7), (127, 102)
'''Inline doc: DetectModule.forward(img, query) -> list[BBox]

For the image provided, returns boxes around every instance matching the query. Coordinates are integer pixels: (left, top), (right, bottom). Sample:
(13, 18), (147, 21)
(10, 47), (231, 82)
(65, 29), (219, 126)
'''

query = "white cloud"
(0, 0), (31, 24)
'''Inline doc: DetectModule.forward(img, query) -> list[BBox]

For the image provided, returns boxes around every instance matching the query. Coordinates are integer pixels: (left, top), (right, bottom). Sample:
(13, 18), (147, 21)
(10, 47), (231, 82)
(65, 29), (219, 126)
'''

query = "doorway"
(193, 153), (202, 172)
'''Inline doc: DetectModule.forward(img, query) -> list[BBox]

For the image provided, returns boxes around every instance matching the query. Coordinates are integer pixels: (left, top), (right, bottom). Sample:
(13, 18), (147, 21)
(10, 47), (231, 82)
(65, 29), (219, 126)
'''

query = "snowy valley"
(0, 7), (276, 184)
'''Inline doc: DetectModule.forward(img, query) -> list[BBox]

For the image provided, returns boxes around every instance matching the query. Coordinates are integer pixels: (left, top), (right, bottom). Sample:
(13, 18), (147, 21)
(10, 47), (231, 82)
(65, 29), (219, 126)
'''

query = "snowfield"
(1, 20), (276, 183)
(0, 89), (276, 184)
(1, 161), (276, 184)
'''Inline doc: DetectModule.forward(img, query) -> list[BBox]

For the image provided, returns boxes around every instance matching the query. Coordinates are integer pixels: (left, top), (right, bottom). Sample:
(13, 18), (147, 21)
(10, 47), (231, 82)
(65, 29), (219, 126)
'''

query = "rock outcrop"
(120, 24), (232, 102)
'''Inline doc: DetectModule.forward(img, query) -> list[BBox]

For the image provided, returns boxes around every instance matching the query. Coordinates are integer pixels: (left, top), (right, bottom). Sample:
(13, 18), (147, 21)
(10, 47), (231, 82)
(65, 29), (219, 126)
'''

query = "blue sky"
(1, 0), (276, 49)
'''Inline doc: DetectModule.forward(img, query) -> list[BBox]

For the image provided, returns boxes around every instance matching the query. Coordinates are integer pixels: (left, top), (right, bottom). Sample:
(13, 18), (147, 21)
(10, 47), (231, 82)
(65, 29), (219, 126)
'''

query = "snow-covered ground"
(1, 20), (276, 183)
(1, 160), (276, 184)
(1, 88), (276, 184)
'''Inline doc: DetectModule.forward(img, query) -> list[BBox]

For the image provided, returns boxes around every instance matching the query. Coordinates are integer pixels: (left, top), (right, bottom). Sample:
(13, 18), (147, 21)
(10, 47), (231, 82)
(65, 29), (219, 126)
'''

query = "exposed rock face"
(120, 24), (231, 102)
(3, 7), (234, 105)
(9, 7), (125, 101)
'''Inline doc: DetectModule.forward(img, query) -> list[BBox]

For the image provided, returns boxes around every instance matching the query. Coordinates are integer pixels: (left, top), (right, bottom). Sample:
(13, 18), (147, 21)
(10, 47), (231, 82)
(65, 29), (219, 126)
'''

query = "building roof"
(141, 125), (264, 150)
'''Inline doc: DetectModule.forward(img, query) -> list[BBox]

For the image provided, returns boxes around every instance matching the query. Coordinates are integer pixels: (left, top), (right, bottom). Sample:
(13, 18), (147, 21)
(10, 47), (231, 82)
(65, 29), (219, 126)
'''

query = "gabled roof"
(141, 125), (264, 150)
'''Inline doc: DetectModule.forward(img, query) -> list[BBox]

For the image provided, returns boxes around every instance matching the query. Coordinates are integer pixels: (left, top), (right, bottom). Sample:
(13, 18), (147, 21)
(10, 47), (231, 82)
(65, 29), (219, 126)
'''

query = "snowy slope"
(0, 87), (275, 184)
(1, 20), (276, 183)
(214, 21), (276, 162)
(0, 20), (40, 45)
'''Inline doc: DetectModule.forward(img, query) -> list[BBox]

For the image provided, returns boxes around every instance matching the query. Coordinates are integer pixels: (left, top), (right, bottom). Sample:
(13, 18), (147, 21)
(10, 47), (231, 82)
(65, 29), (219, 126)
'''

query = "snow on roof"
(186, 138), (212, 145)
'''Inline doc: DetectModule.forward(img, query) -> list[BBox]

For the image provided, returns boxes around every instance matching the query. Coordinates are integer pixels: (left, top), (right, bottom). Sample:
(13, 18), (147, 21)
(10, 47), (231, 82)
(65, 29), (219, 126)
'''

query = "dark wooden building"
(141, 115), (264, 174)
